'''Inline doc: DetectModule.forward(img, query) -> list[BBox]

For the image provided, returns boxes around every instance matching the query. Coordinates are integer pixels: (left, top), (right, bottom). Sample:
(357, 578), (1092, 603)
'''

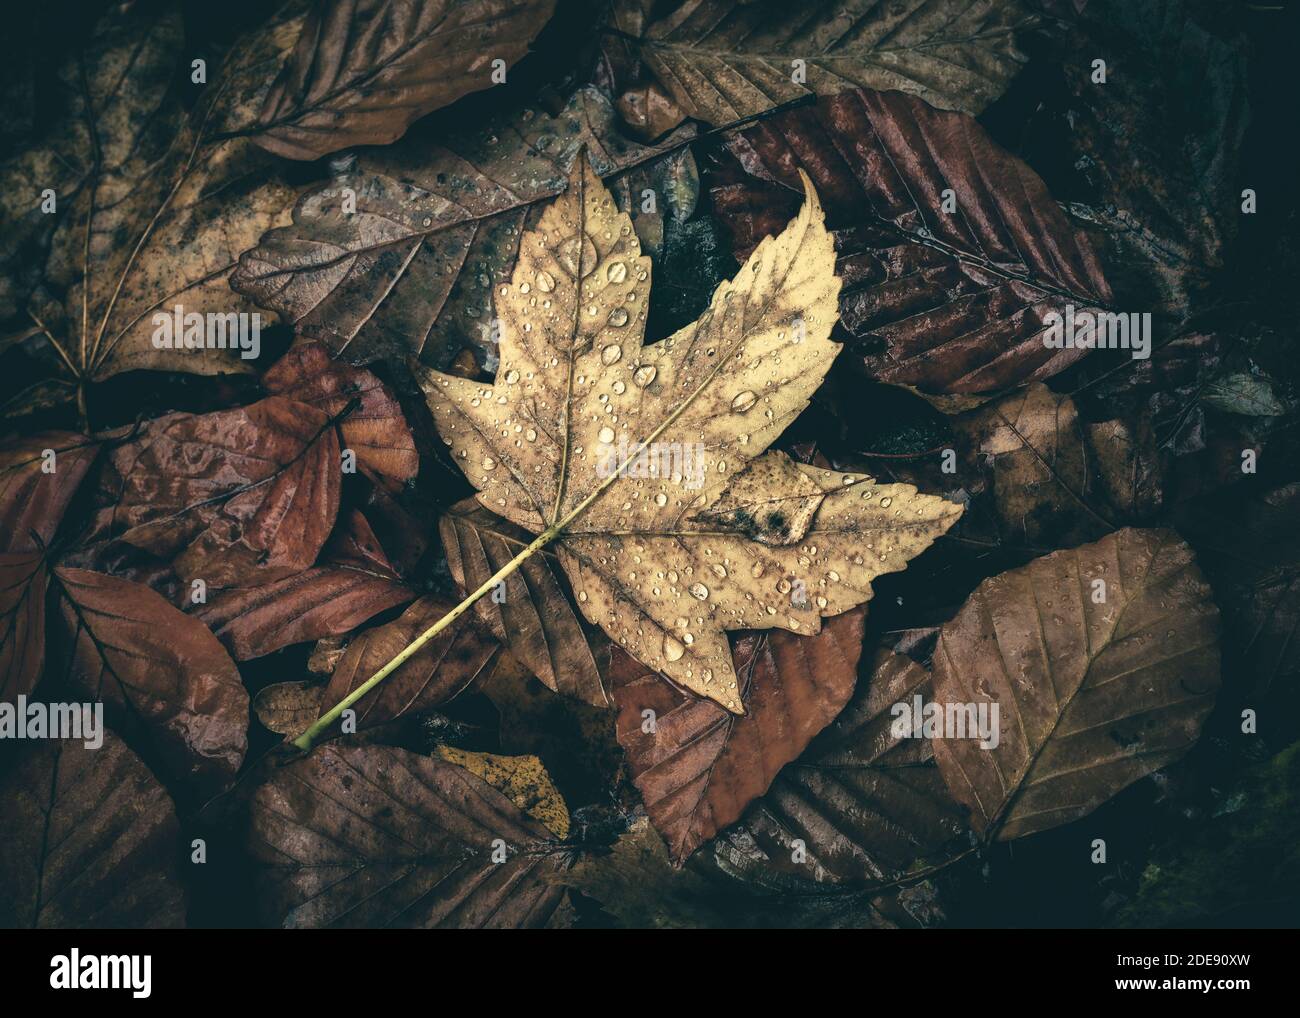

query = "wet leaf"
(930, 528), (1220, 840)
(441, 497), (607, 706)
(321, 595), (501, 731)
(0, 729), (187, 929)
(249, 742), (567, 927)
(53, 566), (249, 800)
(253, 0), (558, 160)
(635, 0), (1036, 124)
(232, 87), (693, 369)
(712, 647), (968, 887)
(416, 159), (961, 712)
(84, 396), (342, 590)
(709, 87), (1114, 395)
(609, 607), (866, 864)
(433, 746), (570, 837)
(262, 342), (419, 490)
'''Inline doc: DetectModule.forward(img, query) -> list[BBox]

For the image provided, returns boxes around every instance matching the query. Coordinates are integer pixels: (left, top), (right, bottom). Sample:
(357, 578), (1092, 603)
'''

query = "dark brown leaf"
(441, 497), (607, 706)
(232, 87), (693, 368)
(253, 0), (558, 160)
(248, 742), (566, 927)
(712, 648), (968, 887)
(709, 87), (1113, 395)
(610, 607), (865, 864)
(0, 552), (46, 703)
(262, 341), (418, 490)
(85, 396), (341, 589)
(320, 595), (501, 731)
(930, 528), (1220, 840)
(0, 431), (99, 552)
(53, 567), (249, 799)
(0, 730), (186, 928)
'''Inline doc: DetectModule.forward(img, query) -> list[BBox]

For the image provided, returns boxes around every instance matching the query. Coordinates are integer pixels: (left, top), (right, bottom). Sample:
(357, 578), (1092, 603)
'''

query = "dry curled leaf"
(254, 681), (326, 739)
(321, 595), (501, 730)
(710, 88), (1114, 395)
(253, 0), (558, 160)
(53, 566), (249, 800)
(637, 0), (1037, 125)
(930, 528), (1220, 840)
(434, 746), (571, 838)
(232, 87), (693, 369)
(416, 158), (961, 712)
(610, 606), (866, 864)
(441, 497), (607, 706)
(0, 730), (187, 929)
(249, 743), (567, 928)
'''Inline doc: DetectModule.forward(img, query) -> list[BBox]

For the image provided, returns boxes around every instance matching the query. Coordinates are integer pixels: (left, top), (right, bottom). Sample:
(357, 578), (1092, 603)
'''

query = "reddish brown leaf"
(321, 595), (500, 731)
(86, 396), (341, 589)
(441, 498), (607, 706)
(249, 743), (566, 927)
(53, 567), (249, 800)
(262, 342), (418, 490)
(0, 552), (46, 703)
(0, 730), (186, 928)
(610, 607), (866, 864)
(254, 0), (558, 160)
(194, 510), (413, 660)
(0, 431), (99, 552)
(709, 88), (1113, 395)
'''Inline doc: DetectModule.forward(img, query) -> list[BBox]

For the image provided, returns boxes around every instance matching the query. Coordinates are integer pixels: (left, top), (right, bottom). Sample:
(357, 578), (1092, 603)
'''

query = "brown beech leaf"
(712, 648), (968, 887)
(53, 567), (249, 800)
(441, 497), (607, 706)
(321, 595), (501, 731)
(249, 742), (566, 928)
(262, 342), (418, 490)
(610, 606), (865, 864)
(0, 730), (186, 929)
(930, 528), (1220, 841)
(231, 87), (693, 369)
(636, 0), (1036, 125)
(416, 159), (961, 712)
(0, 431), (99, 551)
(709, 88), (1114, 396)
(253, 0), (558, 160)
(85, 395), (341, 590)
(0, 552), (46, 703)
(7, 4), (315, 396)
(253, 681), (326, 739)
(194, 511), (414, 661)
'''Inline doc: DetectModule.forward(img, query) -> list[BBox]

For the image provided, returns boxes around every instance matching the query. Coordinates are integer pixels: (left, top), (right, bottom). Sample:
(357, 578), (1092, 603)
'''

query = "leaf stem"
(292, 522), (562, 750)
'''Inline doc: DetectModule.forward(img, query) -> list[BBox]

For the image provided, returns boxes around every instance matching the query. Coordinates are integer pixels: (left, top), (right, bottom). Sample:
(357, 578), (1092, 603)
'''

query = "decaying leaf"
(417, 158), (962, 711)
(194, 510), (413, 661)
(0, 432), (100, 551)
(0, 552), (46, 703)
(433, 746), (570, 838)
(249, 743), (567, 927)
(0, 730), (187, 929)
(84, 396), (341, 590)
(712, 647), (968, 887)
(441, 497), (607, 706)
(53, 566), (249, 800)
(610, 607), (866, 863)
(254, 681), (326, 739)
(233, 87), (694, 370)
(710, 88), (1114, 395)
(636, 0), (1036, 124)
(321, 596), (501, 730)
(253, 0), (558, 160)
(930, 528), (1220, 840)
